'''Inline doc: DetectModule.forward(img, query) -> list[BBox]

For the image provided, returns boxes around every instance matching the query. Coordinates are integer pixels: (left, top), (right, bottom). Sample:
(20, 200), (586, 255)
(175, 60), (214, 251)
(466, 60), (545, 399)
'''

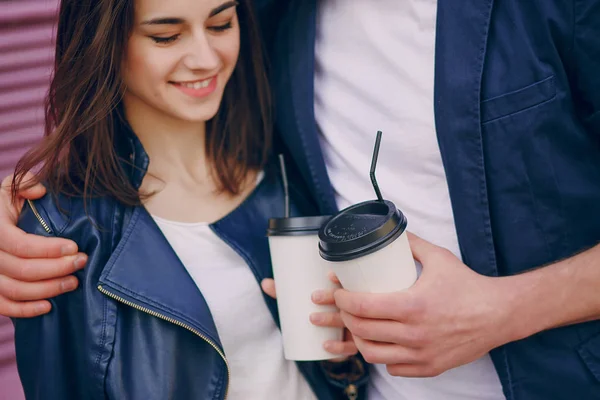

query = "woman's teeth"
(180, 79), (211, 89)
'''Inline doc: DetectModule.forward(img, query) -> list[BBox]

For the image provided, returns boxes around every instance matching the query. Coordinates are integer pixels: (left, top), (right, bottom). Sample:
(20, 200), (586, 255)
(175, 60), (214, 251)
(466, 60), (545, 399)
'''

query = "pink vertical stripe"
(0, 1), (59, 399)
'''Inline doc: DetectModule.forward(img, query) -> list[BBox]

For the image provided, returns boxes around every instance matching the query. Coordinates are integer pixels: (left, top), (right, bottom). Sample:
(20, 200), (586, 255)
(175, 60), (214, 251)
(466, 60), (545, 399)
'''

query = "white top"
(314, 0), (505, 399)
(153, 217), (316, 400)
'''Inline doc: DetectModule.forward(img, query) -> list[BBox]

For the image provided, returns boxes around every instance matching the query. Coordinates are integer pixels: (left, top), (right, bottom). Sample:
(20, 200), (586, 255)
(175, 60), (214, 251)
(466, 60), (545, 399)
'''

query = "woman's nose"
(182, 32), (220, 71)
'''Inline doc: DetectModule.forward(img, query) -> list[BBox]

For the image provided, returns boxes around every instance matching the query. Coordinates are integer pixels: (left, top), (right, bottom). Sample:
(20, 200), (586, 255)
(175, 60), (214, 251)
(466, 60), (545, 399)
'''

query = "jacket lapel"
(434, 2), (515, 398)
(97, 206), (223, 350)
(279, 0), (338, 215)
(434, 0), (498, 277)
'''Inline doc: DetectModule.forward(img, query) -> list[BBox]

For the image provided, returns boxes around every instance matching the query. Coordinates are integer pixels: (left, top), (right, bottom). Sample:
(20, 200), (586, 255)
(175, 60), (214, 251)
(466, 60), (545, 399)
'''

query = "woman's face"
(122, 0), (240, 123)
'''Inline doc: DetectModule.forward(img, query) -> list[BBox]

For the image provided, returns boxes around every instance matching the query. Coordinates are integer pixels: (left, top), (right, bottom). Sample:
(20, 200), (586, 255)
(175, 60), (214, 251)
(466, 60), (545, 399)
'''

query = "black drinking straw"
(370, 131), (384, 202)
(278, 154), (290, 218)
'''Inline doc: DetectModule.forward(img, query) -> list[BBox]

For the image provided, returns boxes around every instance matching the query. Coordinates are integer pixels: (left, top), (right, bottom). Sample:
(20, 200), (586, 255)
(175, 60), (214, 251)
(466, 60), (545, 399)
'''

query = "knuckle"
(355, 298), (369, 316)
(5, 281), (21, 301)
(348, 317), (368, 337)
(407, 327), (430, 347)
(17, 260), (37, 281)
(0, 276), (18, 300)
(435, 248), (454, 262)
(421, 362), (442, 378)
(361, 348), (379, 364)
(403, 295), (425, 320)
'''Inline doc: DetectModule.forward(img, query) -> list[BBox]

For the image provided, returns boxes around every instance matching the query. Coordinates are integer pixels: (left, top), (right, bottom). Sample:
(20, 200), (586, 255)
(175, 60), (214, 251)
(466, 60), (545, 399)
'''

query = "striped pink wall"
(0, 1), (58, 399)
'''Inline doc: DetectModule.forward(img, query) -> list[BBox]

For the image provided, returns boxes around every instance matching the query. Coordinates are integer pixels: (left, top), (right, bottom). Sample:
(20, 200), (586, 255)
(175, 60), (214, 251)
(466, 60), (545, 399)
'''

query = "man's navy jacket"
(257, 1), (600, 399)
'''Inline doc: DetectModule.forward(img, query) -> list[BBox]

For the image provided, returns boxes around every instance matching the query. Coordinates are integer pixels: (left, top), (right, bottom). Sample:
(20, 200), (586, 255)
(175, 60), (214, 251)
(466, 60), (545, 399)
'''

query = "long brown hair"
(13, 0), (271, 205)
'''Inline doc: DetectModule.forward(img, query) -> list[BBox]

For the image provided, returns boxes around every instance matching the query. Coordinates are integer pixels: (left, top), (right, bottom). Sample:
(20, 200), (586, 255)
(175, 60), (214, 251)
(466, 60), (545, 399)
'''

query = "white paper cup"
(319, 200), (417, 293)
(268, 216), (344, 361)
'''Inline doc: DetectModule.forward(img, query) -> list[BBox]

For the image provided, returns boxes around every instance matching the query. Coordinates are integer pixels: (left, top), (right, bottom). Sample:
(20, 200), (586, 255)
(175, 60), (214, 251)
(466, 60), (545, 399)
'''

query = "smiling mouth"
(171, 77), (214, 89)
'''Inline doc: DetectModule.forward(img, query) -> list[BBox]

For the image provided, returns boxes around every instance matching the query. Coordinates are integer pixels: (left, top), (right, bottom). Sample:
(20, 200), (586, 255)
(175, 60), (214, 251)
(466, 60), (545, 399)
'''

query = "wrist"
(482, 276), (529, 346)
(495, 266), (567, 343)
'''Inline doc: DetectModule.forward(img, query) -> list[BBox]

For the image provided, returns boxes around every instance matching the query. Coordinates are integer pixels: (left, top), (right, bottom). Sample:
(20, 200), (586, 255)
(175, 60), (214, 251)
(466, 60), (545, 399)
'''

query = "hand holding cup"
(261, 275), (358, 359)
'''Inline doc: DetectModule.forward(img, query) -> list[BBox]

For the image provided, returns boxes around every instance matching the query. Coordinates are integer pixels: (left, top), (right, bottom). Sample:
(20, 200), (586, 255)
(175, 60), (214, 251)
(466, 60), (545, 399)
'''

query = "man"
(1, 0), (599, 399)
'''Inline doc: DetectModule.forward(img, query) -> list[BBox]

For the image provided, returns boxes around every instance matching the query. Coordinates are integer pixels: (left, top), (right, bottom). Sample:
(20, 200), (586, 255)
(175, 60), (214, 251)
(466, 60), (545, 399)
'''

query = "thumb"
(1, 173), (46, 202)
(406, 232), (438, 263)
(261, 278), (277, 299)
(15, 172), (47, 200)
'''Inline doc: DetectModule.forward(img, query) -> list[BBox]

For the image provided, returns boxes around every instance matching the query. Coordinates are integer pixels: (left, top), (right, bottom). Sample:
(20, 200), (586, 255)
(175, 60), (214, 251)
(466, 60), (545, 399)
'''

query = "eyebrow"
(209, 1), (238, 17)
(141, 1), (239, 25)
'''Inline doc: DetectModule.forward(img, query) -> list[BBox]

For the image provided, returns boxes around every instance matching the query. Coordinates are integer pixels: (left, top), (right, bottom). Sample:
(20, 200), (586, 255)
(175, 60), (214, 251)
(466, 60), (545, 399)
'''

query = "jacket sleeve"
(13, 198), (108, 400)
(573, 1), (600, 134)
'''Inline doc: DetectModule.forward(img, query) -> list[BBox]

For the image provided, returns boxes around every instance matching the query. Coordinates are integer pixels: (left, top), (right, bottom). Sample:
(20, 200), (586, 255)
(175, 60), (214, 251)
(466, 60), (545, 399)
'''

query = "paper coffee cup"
(318, 200), (417, 293)
(267, 216), (343, 361)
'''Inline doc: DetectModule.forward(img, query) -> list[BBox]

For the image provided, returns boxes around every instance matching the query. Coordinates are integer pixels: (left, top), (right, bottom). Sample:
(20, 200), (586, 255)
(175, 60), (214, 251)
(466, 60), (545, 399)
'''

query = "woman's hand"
(261, 272), (358, 359)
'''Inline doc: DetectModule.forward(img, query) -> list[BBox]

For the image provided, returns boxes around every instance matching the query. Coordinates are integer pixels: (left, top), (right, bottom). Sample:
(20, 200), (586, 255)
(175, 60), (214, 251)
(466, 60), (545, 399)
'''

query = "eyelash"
(151, 35), (179, 44)
(149, 21), (233, 44)
(209, 21), (233, 32)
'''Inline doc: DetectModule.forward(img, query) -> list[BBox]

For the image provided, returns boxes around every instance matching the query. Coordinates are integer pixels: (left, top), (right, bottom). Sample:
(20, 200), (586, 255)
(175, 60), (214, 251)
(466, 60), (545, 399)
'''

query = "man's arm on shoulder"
(0, 174), (86, 318)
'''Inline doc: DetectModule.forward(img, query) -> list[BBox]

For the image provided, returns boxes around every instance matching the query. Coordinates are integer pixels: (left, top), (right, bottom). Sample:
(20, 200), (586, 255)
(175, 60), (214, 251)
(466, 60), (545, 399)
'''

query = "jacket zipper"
(97, 285), (230, 399)
(26, 202), (230, 397)
(27, 200), (52, 234)
(344, 384), (358, 400)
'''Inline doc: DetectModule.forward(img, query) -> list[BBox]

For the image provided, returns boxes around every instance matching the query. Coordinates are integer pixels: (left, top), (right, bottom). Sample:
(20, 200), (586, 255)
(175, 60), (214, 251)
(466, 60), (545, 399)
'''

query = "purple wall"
(0, 1), (58, 398)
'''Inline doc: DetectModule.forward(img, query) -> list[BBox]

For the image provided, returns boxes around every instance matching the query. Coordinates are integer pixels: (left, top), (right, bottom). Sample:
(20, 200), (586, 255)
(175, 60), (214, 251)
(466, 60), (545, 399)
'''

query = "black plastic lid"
(267, 215), (332, 236)
(318, 200), (407, 261)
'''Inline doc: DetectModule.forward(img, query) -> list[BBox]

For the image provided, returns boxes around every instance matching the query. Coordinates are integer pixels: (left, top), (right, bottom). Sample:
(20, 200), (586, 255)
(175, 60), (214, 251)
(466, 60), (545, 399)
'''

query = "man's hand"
(0, 174), (87, 318)
(261, 275), (358, 358)
(333, 233), (517, 378)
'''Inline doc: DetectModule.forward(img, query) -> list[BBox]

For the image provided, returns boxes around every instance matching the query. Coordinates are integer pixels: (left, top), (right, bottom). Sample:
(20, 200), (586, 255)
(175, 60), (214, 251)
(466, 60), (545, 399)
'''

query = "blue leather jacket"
(13, 131), (366, 400)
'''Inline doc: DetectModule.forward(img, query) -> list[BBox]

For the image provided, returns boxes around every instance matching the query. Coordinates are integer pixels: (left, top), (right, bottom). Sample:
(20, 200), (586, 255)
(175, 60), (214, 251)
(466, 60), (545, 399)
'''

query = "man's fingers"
(0, 274), (79, 302)
(0, 228), (79, 259)
(0, 297), (52, 318)
(0, 251), (86, 282)
(310, 311), (345, 328)
(334, 289), (407, 320)
(323, 339), (358, 356)
(406, 232), (441, 264)
(353, 336), (421, 365)
(339, 311), (411, 344)
(261, 278), (276, 299)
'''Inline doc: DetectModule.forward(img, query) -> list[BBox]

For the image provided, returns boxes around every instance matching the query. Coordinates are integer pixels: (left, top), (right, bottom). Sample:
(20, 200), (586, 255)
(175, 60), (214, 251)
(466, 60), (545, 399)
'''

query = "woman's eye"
(208, 21), (233, 32)
(150, 35), (179, 44)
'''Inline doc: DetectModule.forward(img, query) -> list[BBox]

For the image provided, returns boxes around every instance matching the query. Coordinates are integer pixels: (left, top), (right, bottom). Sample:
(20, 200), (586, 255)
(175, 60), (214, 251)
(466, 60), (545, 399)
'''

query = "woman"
(11, 0), (364, 398)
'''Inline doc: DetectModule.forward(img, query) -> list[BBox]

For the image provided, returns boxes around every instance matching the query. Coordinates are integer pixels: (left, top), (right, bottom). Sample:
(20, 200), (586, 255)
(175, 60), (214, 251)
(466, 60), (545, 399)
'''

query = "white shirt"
(153, 217), (316, 400)
(314, 0), (505, 399)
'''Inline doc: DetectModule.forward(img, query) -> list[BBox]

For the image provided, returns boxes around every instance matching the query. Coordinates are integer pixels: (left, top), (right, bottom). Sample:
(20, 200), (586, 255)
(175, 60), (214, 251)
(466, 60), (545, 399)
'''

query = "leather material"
(13, 131), (360, 399)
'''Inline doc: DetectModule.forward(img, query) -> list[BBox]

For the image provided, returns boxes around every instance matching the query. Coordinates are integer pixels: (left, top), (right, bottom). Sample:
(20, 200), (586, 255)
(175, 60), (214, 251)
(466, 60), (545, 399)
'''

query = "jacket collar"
(97, 205), (224, 349)
(114, 119), (150, 191)
(101, 118), (223, 348)
(433, 0), (498, 277)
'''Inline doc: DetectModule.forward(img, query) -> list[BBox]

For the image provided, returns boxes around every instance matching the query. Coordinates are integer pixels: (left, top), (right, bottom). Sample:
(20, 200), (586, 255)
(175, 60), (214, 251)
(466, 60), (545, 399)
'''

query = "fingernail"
(312, 290), (324, 303)
(35, 303), (51, 314)
(310, 313), (322, 324)
(74, 256), (87, 269)
(61, 278), (78, 292)
(61, 243), (77, 255)
(323, 341), (333, 350)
